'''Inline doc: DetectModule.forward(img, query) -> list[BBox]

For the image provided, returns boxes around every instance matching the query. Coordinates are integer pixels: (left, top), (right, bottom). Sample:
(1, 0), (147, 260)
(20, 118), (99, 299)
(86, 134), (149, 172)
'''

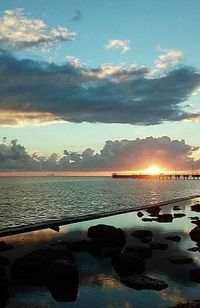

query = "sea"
(0, 176), (200, 230)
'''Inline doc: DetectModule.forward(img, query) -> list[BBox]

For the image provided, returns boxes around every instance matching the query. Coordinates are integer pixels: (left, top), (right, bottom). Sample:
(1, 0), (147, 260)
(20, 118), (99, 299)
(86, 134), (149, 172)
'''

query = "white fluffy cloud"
(0, 8), (76, 50)
(105, 39), (130, 53)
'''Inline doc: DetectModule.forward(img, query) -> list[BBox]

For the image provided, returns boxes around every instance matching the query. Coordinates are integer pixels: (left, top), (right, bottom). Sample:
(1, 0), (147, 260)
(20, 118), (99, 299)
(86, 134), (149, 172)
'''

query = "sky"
(0, 0), (200, 173)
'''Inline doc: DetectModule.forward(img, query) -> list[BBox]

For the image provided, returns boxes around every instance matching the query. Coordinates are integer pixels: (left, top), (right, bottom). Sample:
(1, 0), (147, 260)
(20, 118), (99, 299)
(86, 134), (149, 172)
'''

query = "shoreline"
(0, 194), (200, 238)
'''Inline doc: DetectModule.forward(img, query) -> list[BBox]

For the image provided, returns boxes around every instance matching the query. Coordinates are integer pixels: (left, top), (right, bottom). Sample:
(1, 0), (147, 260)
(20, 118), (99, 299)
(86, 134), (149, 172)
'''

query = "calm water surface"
(0, 176), (200, 229)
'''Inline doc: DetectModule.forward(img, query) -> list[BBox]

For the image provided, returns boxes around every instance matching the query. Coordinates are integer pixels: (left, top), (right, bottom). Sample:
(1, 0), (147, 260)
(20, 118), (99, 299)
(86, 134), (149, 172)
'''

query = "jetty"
(112, 172), (200, 180)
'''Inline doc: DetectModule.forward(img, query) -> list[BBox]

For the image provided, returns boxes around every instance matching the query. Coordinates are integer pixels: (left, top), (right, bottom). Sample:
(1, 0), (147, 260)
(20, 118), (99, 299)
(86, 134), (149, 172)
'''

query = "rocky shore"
(1, 198), (200, 307)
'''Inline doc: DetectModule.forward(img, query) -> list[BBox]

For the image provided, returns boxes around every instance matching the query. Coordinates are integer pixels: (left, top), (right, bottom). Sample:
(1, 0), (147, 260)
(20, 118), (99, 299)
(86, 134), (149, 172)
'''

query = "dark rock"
(131, 230), (153, 243)
(0, 256), (9, 266)
(191, 220), (200, 227)
(150, 242), (168, 250)
(142, 218), (158, 222)
(0, 265), (9, 307)
(121, 274), (168, 291)
(174, 213), (186, 218)
(89, 245), (121, 258)
(188, 247), (199, 252)
(11, 246), (78, 302)
(165, 236), (181, 242)
(125, 246), (152, 259)
(191, 203), (200, 212)
(87, 224), (126, 247)
(190, 227), (200, 243)
(157, 214), (173, 223)
(173, 300), (200, 307)
(50, 225), (60, 232)
(146, 205), (161, 216)
(0, 241), (13, 252)
(173, 206), (182, 211)
(111, 253), (145, 276)
(190, 268), (200, 283)
(168, 255), (193, 264)
(137, 211), (144, 218)
(189, 216), (199, 220)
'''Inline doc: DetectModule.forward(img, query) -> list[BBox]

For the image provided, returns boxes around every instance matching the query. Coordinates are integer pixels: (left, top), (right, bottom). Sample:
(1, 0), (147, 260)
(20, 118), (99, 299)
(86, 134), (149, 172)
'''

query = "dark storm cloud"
(0, 137), (199, 171)
(0, 49), (200, 126)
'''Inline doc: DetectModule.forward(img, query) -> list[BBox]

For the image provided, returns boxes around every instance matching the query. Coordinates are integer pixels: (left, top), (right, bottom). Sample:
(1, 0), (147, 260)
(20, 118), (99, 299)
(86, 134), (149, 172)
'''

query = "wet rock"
(173, 300), (200, 308)
(111, 253), (145, 276)
(157, 214), (173, 223)
(150, 242), (168, 250)
(0, 241), (13, 252)
(191, 203), (200, 212)
(173, 206), (182, 211)
(87, 224), (126, 247)
(191, 220), (200, 227)
(0, 256), (9, 266)
(190, 268), (200, 283)
(89, 245), (121, 258)
(146, 205), (161, 216)
(131, 230), (153, 243)
(188, 247), (199, 252)
(137, 211), (144, 218)
(121, 274), (168, 291)
(0, 265), (9, 307)
(125, 246), (152, 259)
(11, 246), (79, 302)
(165, 236), (181, 242)
(168, 255), (193, 264)
(190, 227), (200, 243)
(189, 216), (199, 220)
(142, 218), (158, 222)
(174, 213), (186, 218)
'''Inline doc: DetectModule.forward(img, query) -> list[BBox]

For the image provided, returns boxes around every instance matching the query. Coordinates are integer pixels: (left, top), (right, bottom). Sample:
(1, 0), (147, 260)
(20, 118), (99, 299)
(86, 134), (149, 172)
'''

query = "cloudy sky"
(0, 0), (200, 172)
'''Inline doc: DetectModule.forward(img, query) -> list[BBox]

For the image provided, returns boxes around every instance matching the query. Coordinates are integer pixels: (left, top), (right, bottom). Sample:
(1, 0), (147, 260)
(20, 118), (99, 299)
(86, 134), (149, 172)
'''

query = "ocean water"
(0, 176), (200, 229)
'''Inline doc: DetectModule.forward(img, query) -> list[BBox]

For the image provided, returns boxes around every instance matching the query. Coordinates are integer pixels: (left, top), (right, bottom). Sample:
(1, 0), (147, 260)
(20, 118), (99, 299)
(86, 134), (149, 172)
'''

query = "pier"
(112, 172), (200, 180)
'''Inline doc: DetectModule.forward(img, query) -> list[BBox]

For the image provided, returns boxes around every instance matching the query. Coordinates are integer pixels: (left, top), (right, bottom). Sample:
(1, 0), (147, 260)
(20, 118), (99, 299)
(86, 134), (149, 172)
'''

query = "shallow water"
(0, 176), (200, 229)
(3, 197), (200, 308)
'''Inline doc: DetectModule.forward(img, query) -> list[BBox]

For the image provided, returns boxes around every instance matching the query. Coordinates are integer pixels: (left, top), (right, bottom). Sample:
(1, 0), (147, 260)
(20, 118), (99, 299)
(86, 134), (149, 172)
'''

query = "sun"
(144, 166), (163, 175)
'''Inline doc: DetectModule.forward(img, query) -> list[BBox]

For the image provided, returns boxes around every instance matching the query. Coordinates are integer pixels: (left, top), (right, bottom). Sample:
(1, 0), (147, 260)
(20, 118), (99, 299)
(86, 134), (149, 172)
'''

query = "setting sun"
(143, 166), (163, 175)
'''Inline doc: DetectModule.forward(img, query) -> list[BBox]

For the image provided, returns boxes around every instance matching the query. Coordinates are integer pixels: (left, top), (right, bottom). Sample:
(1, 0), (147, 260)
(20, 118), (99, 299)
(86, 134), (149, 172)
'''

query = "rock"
(150, 242), (168, 250)
(142, 218), (158, 222)
(157, 214), (173, 223)
(165, 236), (181, 242)
(0, 265), (9, 307)
(87, 224), (126, 247)
(89, 245), (121, 258)
(131, 230), (153, 243)
(173, 300), (200, 307)
(190, 268), (200, 283)
(0, 241), (13, 252)
(146, 205), (161, 216)
(173, 206), (182, 211)
(111, 253), (145, 276)
(190, 227), (200, 243)
(191, 220), (200, 227)
(125, 246), (152, 259)
(168, 255), (193, 264)
(191, 204), (200, 212)
(189, 216), (199, 220)
(11, 246), (79, 302)
(137, 211), (144, 218)
(121, 274), (168, 291)
(188, 247), (199, 252)
(174, 213), (186, 218)
(0, 256), (9, 266)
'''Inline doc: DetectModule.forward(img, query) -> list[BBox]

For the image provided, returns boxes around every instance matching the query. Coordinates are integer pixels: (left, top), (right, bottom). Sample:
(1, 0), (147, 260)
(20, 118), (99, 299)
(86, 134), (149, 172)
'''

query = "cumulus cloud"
(0, 8), (76, 50)
(0, 49), (200, 126)
(0, 137), (199, 171)
(71, 10), (82, 22)
(150, 47), (183, 75)
(105, 39), (130, 53)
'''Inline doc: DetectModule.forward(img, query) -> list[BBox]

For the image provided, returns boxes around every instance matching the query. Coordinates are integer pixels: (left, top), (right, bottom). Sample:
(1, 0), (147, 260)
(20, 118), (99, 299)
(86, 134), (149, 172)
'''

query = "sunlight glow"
(142, 166), (163, 175)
